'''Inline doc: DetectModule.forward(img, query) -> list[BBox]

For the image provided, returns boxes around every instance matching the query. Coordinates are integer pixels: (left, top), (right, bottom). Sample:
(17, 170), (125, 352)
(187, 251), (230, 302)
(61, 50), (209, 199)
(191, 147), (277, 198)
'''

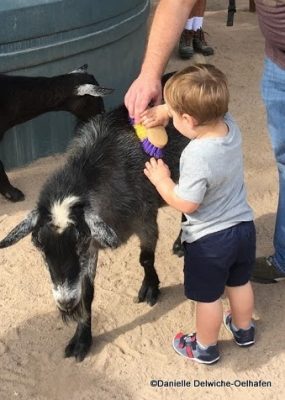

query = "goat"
(0, 104), (189, 361)
(0, 64), (113, 202)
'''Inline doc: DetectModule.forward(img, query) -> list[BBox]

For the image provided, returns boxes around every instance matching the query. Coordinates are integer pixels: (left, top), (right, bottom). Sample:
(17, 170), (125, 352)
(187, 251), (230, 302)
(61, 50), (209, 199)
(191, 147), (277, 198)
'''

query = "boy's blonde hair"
(164, 64), (229, 125)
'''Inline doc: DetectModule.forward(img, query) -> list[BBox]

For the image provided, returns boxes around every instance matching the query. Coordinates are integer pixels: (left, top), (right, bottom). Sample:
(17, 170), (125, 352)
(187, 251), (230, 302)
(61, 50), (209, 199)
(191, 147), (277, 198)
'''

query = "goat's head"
(67, 64), (114, 119)
(0, 196), (118, 318)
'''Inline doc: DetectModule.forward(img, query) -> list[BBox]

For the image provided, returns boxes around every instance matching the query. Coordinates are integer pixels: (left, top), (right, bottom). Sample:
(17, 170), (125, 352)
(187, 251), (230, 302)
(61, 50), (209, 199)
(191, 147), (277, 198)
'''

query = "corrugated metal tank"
(0, 0), (149, 169)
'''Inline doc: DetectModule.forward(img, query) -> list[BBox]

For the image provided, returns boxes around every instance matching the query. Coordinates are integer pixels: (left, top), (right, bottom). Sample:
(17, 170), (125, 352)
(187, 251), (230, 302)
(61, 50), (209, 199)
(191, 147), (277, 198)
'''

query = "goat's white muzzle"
(52, 280), (82, 311)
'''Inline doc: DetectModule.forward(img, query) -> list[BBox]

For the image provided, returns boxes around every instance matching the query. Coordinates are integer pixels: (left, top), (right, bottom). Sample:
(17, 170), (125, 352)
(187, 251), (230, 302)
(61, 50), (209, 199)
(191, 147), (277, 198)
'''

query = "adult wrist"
(140, 63), (162, 81)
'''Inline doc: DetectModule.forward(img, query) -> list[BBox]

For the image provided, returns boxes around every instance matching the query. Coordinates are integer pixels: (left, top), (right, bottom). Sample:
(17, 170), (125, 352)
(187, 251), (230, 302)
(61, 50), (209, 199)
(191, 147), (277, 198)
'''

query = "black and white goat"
(0, 64), (112, 202)
(0, 104), (188, 361)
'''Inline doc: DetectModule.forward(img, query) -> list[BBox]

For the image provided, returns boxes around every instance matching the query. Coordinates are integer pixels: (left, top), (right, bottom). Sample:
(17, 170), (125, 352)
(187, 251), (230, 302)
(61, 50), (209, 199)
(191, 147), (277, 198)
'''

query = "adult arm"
(125, 0), (197, 122)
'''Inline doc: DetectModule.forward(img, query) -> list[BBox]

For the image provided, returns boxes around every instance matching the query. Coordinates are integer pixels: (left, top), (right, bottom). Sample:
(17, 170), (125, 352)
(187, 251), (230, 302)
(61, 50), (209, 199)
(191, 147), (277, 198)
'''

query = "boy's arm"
(144, 158), (200, 214)
(155, 177), (200, 214)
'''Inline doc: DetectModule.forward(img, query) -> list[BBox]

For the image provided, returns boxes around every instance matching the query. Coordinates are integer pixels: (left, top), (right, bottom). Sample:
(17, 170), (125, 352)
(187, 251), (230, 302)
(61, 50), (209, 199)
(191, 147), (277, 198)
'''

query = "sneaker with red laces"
(172, 332), (220, 364)
(224, 311), (255, 347)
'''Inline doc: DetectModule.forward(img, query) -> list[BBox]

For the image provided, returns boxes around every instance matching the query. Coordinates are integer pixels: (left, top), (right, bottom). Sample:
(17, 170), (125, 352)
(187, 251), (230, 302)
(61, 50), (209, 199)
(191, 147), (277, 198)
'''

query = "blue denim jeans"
(261, 57), (285, 272)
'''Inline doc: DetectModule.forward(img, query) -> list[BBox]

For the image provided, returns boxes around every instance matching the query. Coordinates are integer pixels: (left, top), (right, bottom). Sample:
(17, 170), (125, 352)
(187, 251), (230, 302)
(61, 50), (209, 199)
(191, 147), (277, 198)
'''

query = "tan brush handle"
(146, 126), (168, 148)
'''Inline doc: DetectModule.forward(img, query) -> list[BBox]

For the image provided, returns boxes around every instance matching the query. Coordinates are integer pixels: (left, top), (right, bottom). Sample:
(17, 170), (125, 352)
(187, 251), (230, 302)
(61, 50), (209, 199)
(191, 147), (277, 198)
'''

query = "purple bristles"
(141, 138), (164, 159)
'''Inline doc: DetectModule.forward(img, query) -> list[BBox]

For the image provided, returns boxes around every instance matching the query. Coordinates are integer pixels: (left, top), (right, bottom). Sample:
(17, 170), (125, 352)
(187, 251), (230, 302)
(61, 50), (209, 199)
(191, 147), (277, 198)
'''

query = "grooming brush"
(130, 118), (168, 158)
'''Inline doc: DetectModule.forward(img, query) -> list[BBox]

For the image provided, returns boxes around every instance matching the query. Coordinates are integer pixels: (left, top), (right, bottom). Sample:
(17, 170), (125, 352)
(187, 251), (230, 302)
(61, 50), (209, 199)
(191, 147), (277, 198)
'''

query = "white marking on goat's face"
(50, 196), (79, 234)
(76, 84), (98, 97)
(52, 279), (82, 311)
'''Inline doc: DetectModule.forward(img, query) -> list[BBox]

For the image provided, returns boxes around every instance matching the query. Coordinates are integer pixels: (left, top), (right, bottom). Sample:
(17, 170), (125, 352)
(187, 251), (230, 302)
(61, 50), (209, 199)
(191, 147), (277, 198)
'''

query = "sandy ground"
(1, 2), (285, 400)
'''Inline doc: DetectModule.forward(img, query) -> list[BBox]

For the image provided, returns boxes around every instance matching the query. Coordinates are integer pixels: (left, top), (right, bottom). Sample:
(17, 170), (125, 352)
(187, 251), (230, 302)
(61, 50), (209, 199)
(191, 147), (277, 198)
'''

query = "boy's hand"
(140, 104), (170, 128)
(144, 158), (171, 186)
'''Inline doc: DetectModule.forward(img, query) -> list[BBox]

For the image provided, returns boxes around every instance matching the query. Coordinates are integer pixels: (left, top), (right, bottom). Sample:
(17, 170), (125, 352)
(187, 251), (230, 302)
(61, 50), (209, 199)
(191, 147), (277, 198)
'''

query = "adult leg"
(192, 0), (214, 56)
(178, 0), (207, 59)
(252, 58), (285, 282)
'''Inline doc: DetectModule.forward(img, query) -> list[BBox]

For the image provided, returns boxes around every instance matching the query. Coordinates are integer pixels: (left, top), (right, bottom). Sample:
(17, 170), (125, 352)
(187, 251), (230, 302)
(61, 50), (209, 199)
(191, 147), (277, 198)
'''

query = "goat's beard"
(58, 298), (87, 324)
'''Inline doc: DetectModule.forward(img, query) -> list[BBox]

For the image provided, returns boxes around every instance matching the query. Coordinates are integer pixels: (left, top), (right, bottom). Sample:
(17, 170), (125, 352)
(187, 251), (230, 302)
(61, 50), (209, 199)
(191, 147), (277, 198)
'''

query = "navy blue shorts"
(183, 221), (256, 303)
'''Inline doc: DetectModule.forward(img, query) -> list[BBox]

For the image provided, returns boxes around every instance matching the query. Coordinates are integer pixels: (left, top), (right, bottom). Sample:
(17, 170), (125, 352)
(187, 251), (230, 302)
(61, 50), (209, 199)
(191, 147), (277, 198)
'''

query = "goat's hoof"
(137, 282), (160, 306)
(172, 240), (184, 258)
(64, 336), (92, 362)
(3, 187), (25, 202)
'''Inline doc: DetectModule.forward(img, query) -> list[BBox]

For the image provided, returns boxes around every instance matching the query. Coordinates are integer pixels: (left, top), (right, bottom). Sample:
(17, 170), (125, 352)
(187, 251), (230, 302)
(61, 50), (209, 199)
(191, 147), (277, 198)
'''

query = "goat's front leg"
(64, 315), (92, 362)
(65, 246), (98, 361)
(64, 277), (94, 362)
(172, 214), (186, 257)
(137, 218), (160, 306)
(0, 160), (24, 202)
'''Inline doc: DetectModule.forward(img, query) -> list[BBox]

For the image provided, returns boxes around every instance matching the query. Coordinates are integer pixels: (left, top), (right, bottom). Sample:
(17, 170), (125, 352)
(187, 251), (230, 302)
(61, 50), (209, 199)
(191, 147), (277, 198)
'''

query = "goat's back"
(69, 104), (188, 198)
(39, 105), (188, 243)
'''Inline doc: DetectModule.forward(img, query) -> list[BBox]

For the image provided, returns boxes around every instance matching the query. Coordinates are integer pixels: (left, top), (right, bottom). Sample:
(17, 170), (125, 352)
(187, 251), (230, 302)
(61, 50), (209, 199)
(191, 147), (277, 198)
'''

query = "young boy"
(142, 64), (256, 365)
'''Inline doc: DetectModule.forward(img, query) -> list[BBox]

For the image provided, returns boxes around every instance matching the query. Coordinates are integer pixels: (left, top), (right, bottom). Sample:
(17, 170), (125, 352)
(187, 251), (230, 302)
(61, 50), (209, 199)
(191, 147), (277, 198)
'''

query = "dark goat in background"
(0, 64), (112, 202)
(0, 104), (189, 362)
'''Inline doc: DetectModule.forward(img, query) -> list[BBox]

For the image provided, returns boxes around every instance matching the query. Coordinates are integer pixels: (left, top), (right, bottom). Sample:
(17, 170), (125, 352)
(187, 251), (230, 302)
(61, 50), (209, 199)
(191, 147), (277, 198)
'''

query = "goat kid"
(0, 105), (189, 361)
(0, 64), (112, 202)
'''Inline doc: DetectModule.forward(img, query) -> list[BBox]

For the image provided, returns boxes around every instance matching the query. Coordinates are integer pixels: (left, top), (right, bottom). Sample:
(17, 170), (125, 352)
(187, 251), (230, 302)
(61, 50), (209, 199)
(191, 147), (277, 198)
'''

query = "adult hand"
(124, 73), (162, 123)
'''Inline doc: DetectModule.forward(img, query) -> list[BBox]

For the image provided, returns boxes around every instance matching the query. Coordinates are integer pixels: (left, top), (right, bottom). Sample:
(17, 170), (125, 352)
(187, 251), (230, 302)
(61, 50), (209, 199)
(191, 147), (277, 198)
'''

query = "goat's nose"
(57, 298), (76, 311)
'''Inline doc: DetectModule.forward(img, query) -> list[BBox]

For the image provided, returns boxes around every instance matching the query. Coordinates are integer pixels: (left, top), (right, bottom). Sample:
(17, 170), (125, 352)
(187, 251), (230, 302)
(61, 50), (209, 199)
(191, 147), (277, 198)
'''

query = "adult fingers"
(125, 76), (162, 122)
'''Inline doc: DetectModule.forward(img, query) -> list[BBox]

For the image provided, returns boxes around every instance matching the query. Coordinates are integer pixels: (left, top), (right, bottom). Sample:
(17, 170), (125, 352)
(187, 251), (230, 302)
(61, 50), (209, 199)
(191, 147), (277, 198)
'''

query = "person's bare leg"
(195, 299), (222, 346)
(226, 282), (254, 329)
(189, 0), (206, 18)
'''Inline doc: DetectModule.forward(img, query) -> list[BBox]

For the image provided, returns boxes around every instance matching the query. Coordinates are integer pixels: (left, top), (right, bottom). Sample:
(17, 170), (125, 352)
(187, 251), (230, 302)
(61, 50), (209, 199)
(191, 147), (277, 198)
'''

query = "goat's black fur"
(0, 101), (189, 361)
(0, 65), (112, 202)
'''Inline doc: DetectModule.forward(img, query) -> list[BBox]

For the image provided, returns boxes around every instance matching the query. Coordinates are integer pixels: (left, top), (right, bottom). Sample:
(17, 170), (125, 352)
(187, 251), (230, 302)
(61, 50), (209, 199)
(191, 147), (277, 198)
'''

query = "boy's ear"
(182, 113), (197, 128)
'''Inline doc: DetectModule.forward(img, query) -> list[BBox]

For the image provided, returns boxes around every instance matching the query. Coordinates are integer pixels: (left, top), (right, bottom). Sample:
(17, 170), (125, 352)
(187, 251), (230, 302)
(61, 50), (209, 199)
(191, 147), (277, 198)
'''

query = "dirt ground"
(1, 2), (285, 400)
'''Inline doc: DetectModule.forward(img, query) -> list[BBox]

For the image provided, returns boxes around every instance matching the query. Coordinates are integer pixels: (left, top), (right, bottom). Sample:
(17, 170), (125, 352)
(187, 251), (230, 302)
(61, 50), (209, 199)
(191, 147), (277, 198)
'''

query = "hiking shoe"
(179, 29), (194, 59)
(251, 255), (285, 284)
(172, 332), (220, 364)
(224, 311), (255, 347)
(193, 28), (214, 56)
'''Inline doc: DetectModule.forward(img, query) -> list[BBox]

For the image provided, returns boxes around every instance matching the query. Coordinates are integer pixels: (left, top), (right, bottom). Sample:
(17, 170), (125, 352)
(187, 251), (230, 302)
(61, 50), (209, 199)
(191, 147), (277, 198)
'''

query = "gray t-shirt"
(174, 113), (253, 243)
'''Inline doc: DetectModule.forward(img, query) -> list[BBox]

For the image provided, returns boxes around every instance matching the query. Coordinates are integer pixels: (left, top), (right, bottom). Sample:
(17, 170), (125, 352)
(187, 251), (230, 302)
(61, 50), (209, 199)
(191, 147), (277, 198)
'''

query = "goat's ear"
(0, 209), (39, 248)
(84, 213), (119, 249)
(76, 84), (114, 98)
(69, 64), (88, 74)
